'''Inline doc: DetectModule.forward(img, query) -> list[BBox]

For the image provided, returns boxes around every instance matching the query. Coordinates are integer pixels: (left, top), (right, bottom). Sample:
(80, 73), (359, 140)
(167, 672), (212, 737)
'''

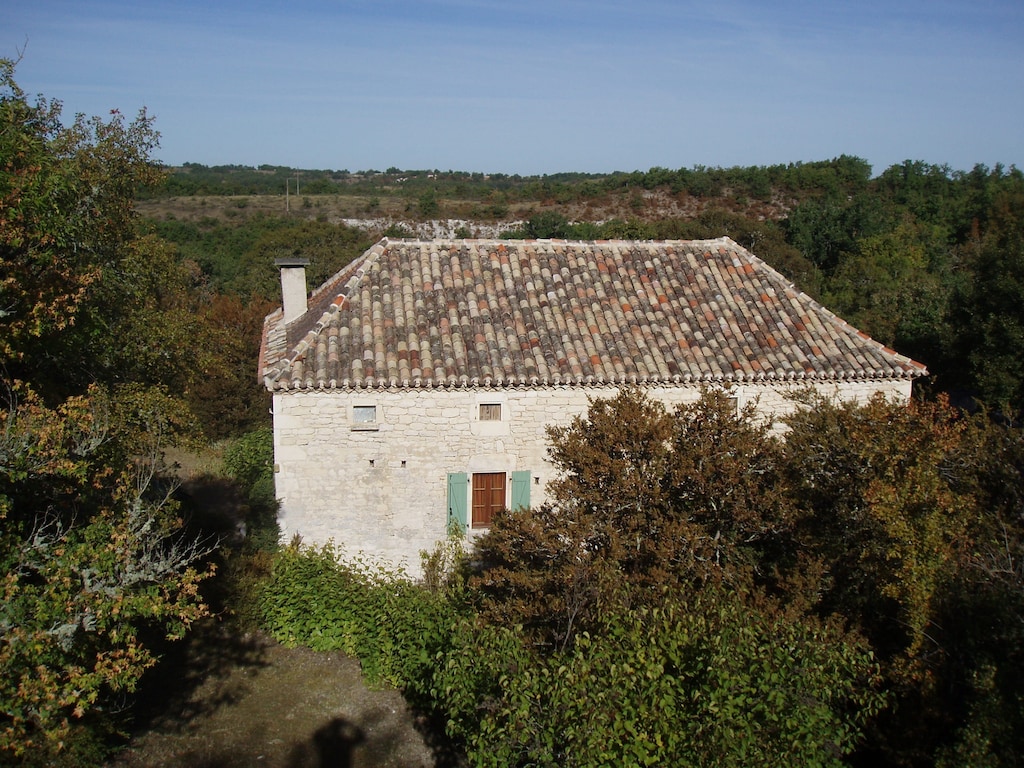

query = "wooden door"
(471, 472), (506, 529)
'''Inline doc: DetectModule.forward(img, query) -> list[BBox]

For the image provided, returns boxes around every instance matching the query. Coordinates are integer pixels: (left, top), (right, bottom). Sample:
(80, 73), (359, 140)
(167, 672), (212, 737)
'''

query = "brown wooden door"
(472, 472), (506, 528)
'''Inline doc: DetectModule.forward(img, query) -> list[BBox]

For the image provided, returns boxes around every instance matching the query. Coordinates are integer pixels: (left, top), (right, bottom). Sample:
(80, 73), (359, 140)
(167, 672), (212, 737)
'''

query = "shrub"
(471, 388), (791, 648)
(258, 542), (466, 697)
(434, 589), (883, 767)
(222, 427), (279, 552)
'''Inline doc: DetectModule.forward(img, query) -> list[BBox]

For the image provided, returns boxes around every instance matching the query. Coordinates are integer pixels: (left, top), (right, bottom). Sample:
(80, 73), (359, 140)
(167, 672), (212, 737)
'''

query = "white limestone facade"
(272, 377), (912, 576)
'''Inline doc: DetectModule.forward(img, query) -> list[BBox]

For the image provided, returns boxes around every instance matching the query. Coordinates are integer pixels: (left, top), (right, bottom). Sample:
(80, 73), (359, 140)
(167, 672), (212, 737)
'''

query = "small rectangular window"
(352, 405), (377, 427)
(479, 403), (501, 421)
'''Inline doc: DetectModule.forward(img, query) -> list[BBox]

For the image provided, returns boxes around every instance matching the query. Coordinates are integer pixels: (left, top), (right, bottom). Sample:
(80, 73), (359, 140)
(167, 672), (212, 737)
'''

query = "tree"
(954, 187), (1024, 411)
(471, 389), (791, 648)
(227, 219), (369, 301)
(0, 60), (214, 761)
(777, 394), (1024, 765)
(472, 389), (677, 647)
(0, 60), (162, 390)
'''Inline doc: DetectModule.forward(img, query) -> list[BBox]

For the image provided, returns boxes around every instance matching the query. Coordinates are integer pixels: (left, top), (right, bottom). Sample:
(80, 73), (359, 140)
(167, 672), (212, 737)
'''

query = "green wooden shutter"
(447, 472), (468, 534)
(511, 470), (531, 512)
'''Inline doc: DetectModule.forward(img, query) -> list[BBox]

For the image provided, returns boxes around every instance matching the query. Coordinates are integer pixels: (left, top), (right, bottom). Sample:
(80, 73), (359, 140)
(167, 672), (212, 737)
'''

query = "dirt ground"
(103, 455), (454, 767)
(107, 623), (448, 768)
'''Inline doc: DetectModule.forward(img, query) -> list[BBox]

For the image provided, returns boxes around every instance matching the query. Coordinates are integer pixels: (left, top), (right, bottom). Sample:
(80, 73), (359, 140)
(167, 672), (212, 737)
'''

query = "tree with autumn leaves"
(0, 59), (215, 761)
(472, 388), (1024, 766)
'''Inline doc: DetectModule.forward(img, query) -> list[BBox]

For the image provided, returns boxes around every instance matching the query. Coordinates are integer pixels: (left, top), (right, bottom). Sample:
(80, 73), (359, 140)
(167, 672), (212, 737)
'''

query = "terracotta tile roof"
(260, 237), (927, 391)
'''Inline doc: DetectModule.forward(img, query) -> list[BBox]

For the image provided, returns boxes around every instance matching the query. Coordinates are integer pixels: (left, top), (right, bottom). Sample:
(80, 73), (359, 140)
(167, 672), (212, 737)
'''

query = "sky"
(3, 0), (1022, 176)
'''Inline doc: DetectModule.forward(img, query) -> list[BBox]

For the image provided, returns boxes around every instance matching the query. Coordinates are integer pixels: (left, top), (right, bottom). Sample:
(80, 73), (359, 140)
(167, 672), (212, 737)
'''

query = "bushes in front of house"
(434, 593), (883, 768)
(257, 542), (464, 698)
(255, 541), (884, 767)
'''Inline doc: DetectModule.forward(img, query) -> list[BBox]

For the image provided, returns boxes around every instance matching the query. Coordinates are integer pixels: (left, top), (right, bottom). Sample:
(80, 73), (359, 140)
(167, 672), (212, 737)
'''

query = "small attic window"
(479, 403), (502, 421)
(352, 405), (378, 430)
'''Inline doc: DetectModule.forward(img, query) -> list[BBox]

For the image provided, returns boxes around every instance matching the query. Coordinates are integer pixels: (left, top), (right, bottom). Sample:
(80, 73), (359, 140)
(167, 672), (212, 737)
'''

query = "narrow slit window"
(479, 403), (502, 421)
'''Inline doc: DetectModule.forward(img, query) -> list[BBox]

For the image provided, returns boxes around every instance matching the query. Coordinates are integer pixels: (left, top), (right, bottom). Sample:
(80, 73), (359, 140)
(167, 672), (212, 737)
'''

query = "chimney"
(276, 257), (310, 324)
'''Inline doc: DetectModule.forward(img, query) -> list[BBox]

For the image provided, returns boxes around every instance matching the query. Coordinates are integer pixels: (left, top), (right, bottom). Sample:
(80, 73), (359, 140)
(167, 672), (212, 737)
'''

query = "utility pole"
(286, 173), (301, 211)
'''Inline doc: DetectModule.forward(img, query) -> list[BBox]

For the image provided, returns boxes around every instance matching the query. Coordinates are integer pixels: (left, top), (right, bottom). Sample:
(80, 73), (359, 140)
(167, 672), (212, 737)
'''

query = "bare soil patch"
(108, 624), (443, 768)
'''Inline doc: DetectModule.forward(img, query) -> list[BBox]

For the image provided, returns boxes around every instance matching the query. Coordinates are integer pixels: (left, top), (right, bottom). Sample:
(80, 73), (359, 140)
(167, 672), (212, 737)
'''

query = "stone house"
(259, 237), (926, 574)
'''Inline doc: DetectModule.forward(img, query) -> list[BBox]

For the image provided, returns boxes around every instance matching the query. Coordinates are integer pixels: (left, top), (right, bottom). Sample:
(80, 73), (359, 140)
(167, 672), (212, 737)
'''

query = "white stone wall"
(272, 378), (913, 576)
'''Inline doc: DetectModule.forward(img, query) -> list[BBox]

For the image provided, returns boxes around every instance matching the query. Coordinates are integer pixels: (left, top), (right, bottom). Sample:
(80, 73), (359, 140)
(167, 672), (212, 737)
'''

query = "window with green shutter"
(511, 470), (531, 512)
(447, 472), (468, 534)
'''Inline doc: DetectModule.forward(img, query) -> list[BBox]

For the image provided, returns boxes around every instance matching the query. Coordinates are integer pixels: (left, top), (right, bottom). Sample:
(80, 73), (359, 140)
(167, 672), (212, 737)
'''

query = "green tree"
(778, 394), (1019, 764)
(781, 395), (972, 660)
(954, 187), (1024, 410)
(0, 61), (161, 385)
(418, 189), (439, 217)
(229, 219), (369, 301)
(0, 60), (214, 761)
(824, 222), (943, 347)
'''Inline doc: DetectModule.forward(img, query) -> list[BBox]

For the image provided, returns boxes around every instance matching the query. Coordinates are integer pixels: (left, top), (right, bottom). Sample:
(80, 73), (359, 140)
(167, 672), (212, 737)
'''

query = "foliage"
(471, 389), (672, 647)
(222, 426), (279, 552)
(222, 426), (274, 491)
(226, 219), (368, 301)
(466, 388), (1024, 766)
(258, 542), (466, 699)
(254, 538), (881, 767)
(952, 185), (1024, 409)
(190, 293), (275, 438)
(0, 387), (213, 760)
(0, 60), (161, 385)
(780, 394), (1024, 765)
(146, 156), (877, 205)
(437, 590), (883, 768)
(472, 389), (790, 648)
(0, 60), (215, 763)
(781, 395), (973, 661)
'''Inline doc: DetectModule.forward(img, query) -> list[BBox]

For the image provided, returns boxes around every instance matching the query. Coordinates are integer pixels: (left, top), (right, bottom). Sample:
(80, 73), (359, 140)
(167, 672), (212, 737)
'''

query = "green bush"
(255, 540), (884, 767)
(435, 590), (884, 768)
(258, 542), (465, 696)
(222, 426), (274, 490)
(259, 543), (379, 657)
(222, 427), (279, 551)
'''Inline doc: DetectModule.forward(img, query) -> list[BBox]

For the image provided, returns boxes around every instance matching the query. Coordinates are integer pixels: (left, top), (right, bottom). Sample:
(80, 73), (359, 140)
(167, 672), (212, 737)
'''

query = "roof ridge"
(381, 236), (737, 247)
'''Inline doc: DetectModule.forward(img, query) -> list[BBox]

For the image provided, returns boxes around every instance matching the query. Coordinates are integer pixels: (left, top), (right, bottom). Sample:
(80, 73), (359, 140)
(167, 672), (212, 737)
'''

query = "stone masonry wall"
(272, 378), (912, 576)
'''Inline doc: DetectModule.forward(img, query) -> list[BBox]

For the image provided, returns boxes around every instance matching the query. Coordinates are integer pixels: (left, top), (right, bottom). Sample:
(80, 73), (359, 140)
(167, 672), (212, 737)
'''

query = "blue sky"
(3, 0), (1022, 176)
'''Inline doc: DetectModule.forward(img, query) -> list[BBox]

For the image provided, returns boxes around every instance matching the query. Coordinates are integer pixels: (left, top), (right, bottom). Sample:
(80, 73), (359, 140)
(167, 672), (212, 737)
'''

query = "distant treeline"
(148, 155), (1013, 203)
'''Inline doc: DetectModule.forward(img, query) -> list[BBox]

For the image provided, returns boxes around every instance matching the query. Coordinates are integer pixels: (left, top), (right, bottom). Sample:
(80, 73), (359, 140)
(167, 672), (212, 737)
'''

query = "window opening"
(479, 403), (502, 421)
(352, 405), (377, 424)
(472, 472), (506, 529)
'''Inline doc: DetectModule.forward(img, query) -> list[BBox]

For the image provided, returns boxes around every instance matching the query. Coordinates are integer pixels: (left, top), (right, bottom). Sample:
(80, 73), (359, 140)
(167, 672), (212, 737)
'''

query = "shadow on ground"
(110, 617), (452, 767)
(108, 476), (458, 768)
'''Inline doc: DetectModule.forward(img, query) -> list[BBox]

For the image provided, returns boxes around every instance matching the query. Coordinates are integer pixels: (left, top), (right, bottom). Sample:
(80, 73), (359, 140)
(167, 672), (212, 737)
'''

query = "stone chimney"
(276, 257), (310, 324)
